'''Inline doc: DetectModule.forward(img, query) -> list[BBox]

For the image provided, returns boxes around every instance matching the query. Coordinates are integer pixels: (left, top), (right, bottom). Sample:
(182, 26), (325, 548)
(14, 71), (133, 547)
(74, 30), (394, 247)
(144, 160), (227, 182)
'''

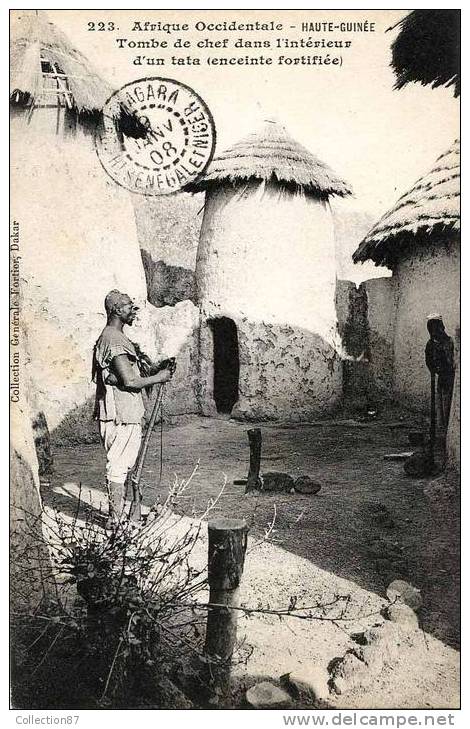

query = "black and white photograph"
(9, 7), (461, 717)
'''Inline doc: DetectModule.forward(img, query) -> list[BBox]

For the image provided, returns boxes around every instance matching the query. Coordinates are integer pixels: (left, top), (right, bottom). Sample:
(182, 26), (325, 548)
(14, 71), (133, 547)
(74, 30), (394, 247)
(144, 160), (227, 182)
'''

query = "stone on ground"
(261, 472), (295, 493)
(333, 620), (406, 695)
(360, 625), (384, 646)
(280, 664), (329, 700)
(387, 580), (423, 610)
(357, 627), (401, 671)
(246, 681), (293, 709)
(329, 652), (368, 696)
(383, 603), (420, 629)
(294, 475), (322, 495)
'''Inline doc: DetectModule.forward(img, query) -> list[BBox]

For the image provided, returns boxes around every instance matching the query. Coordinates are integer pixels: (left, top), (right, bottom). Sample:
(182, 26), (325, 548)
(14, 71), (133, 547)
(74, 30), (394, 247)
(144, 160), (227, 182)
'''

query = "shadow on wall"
(141, 250), (196, 308)
(338, 282), (369, 358)
(133, 193), (203, 272)
(335, 278), (395, 412)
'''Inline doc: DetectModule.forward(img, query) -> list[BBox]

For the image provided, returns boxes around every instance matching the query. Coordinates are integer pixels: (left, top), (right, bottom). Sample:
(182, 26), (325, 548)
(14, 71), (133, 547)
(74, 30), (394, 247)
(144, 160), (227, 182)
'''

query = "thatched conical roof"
(10, 10), (112, 113)
(188, 120), (352, 198)
(353, 139), (460, 268)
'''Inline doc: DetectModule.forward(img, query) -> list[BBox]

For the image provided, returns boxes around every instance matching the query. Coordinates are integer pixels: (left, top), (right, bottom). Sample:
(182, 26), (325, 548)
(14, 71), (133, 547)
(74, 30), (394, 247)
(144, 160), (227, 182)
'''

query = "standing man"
(425, 313), (455, 431)
(92, 290), (173, 521)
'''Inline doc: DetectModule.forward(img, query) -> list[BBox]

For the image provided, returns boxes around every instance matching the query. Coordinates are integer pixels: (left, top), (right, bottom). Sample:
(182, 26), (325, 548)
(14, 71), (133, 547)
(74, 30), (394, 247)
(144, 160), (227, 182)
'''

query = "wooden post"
(245, 428), (262, 493)
(204, 518), (248, 704)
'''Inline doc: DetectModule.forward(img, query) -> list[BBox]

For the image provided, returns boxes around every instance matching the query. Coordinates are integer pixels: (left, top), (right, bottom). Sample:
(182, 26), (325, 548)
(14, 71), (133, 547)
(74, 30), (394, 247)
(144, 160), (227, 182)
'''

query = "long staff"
(129, 384), (165, 522)
(429, 372), (436, 470)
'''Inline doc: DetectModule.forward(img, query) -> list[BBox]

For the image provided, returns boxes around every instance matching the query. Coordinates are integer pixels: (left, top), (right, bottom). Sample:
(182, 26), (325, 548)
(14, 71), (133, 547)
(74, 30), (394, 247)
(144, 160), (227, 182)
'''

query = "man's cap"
(427, 313), (443, 321)
(104, 289), (136, 316)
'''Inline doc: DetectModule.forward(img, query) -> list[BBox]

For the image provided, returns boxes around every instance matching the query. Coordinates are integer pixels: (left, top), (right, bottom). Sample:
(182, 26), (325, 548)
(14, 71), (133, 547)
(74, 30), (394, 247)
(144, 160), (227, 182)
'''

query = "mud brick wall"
(11, 401), (53, 612)
(336, 277), (395, 407)
(361, 277), (396, 399)
(336, 279), (371, 407)
(340, 248), (459, 418)
(198, 315), (342, 421)
(152, 300), (200, 416)
(392, 242), (460, 412)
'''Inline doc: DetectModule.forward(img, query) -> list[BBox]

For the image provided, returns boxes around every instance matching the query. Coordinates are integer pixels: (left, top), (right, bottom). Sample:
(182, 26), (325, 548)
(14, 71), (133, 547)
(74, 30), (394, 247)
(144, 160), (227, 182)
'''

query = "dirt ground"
(47, 413), (460, 708)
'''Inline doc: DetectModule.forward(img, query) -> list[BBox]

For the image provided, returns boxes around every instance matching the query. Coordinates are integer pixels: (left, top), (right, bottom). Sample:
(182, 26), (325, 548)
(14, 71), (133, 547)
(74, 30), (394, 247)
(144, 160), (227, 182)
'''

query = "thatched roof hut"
(353, 139), (460, 268)
(188, 120), (352, 198)
(192, 120), (352, 419)
(10, 10), (112, 114)
(389, 10), (460, 97)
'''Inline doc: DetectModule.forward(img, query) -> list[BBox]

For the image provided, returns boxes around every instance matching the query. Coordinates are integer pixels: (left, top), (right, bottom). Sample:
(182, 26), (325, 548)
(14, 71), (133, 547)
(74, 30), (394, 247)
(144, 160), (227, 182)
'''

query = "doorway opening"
(209, 317), (240, 414)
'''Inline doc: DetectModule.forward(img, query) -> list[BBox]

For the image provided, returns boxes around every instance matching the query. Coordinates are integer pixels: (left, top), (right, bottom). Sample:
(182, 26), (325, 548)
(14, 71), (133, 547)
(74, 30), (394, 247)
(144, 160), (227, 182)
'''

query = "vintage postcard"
(9, 7), (460, 716)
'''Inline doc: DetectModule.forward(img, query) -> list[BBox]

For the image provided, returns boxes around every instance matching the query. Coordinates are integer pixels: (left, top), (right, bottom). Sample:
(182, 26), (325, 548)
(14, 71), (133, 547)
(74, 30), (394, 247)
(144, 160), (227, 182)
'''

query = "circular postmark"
(96, 77), (216, 196)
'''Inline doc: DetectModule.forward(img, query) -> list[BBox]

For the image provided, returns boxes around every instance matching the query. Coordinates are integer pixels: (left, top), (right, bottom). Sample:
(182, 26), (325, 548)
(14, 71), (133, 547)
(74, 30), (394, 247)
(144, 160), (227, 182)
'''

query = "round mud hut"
(188, 120), (352, 420)
(353, 139), (460, 412)
(10, 10), (154, 432)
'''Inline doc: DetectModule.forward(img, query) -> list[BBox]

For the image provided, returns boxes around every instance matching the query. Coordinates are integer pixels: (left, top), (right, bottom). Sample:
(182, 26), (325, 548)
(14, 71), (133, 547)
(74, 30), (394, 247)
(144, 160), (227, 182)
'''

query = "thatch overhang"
(389, 10), (460, 97)
(353, 139), (460, 269)
(10, 10), (113, 115)
(187, 120), (352, 198)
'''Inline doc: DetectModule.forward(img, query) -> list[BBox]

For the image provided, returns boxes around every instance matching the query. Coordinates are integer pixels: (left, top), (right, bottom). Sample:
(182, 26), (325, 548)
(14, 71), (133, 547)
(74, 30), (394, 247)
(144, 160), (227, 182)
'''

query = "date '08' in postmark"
(96, 77), (216, 196)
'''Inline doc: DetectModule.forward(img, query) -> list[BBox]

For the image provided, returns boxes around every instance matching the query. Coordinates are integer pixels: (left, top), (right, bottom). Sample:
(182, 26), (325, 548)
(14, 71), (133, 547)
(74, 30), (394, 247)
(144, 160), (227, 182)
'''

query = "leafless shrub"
(11, 467), (381, 708)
